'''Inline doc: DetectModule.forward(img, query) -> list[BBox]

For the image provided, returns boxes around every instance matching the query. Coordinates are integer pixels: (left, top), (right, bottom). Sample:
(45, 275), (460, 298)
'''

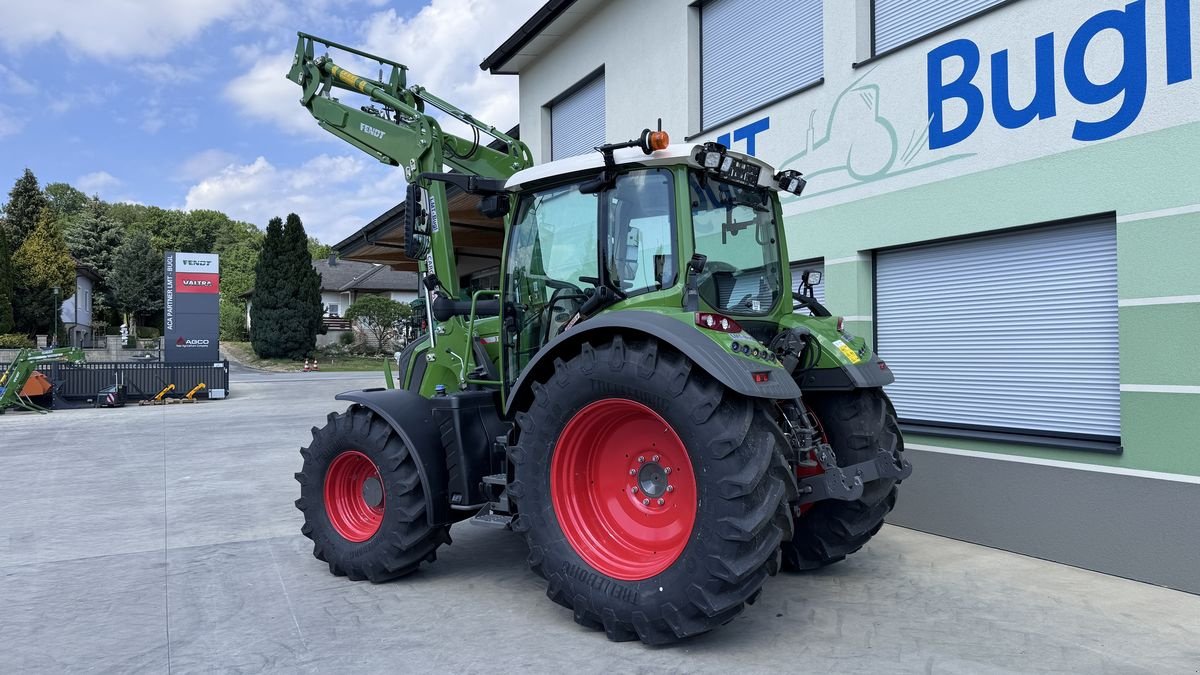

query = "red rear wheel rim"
(551, 399), (697, 581)
(324, 450), (385, 542)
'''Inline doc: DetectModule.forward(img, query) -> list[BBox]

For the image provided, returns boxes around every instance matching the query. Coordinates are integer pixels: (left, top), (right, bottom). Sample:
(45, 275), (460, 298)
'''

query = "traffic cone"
(312, 359), (320, 371)
(303, 359), (310, 372)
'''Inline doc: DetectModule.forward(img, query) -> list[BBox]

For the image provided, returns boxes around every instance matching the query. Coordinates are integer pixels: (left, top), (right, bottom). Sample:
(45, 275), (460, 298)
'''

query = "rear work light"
(694, 312), (743, 333)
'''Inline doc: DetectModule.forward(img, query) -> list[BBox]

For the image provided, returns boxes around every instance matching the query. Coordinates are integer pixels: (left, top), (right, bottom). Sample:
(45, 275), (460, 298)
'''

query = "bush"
(0, 333), (34, 348)
(136, 326), (159, 339)
(337, 331), (356, 347)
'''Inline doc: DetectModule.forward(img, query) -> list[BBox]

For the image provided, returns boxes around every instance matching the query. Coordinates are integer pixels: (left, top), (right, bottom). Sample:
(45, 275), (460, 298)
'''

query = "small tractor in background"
(0, 347), (85, 414)
(288, 34), (910, 644)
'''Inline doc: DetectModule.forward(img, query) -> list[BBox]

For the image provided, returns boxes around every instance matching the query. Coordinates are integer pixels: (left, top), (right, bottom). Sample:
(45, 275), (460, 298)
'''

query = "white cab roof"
(504, 143), (780, 191)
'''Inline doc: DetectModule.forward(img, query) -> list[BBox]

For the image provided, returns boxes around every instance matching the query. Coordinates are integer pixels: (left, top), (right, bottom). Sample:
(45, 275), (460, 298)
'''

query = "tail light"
(695, 312), (743, 333)
(836, 316), (844, 332)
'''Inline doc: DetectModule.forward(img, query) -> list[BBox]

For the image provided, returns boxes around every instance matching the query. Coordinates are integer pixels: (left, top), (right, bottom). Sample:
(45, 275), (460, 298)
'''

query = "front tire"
(781, 389), (903, 571)
(511, 337), (792, 645)
(295, 406), (450, 581)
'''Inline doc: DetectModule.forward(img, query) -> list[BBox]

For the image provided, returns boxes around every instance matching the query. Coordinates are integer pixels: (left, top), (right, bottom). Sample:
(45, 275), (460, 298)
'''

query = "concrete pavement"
(1, 370), (1198, 673)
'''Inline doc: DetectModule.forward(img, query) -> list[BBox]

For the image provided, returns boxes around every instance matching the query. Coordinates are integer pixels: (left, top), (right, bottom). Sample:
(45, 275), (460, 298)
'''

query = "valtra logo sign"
(176, 272), (220, 294)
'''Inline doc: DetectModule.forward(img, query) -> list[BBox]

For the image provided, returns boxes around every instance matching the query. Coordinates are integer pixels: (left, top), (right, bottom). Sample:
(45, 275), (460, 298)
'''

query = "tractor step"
(470, 508), (512, 529)
(481, 473), (507, 486)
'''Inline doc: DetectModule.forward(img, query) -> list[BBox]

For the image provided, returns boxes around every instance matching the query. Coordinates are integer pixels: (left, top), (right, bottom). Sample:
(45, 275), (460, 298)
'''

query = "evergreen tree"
(285, 213), (324, 355)
(66, 198), (124, 317)
(2, 169), (49, 248)
(250, 214), (322, 359)
(250, 217), (285, 357)
(109, 229), (163, 338)
(0, 229), (14, 334)
(13, 208), (76, 336)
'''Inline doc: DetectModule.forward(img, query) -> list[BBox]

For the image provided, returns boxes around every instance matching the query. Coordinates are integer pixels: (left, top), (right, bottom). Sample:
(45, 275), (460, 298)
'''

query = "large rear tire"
(511, 337), (793, 645)
(781, 388), (903, 571)
(295, 406), (450, 581)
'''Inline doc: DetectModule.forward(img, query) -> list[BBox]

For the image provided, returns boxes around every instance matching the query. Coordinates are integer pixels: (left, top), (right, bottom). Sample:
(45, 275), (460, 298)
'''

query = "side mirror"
(479, 193), (509, 219)
(614, 226), (641, 282)
(404, 182), (429, 260)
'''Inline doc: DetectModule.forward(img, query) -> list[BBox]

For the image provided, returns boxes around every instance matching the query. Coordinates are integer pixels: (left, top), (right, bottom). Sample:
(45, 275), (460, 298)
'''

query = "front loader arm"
(286, 33), (531, 180)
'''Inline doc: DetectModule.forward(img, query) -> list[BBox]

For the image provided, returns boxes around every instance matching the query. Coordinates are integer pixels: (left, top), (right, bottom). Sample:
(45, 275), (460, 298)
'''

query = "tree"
(251, 214), (322, 359)
(12, 208), (76, 336)
(0, 230), (14, 334)
(108, 229), (163, 338)
(45, 183), (90, 222)
(250, 217), (285, 357)
(2, 169), (49, 248)
(345, 295), (411, 352)
(65, 198), (124, 318)
(308, 237), (332, 260)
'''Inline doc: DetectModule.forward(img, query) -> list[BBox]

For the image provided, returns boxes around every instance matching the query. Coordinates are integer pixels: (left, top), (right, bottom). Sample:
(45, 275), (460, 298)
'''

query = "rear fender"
(505, 310), (800, 414)
(335, 388), (450, 526)
(780, 314), (895, 391)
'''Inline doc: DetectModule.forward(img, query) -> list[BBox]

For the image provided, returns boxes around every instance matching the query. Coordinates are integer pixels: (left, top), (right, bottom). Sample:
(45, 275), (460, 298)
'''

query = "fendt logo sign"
(165, 251), (220, 363)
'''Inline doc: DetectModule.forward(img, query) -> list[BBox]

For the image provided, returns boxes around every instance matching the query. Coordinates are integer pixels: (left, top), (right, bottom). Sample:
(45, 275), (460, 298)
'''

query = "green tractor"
(288, 34), (910, 644)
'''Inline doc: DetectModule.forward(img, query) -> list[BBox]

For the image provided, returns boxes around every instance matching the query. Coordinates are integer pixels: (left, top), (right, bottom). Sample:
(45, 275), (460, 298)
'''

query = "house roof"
(479, 0), (592, 74)
(313, 257), (418, 292)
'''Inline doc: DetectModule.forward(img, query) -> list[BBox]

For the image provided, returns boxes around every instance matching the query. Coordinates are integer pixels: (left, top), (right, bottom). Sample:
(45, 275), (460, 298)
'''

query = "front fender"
(505, 310), (800, 413)
(335, 388), (450, 526)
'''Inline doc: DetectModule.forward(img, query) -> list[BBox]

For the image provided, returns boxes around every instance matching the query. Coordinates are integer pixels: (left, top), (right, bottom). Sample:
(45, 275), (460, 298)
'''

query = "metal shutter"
(550, 74), (605, 160)
(791, 261), (825, 314)
(875, 221), (1119, 438)
(874, 0), (1005, 54)
(701, 0), (823, 129)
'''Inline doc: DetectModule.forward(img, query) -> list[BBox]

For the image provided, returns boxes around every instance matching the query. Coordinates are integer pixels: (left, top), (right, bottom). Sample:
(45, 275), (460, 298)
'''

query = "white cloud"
(225, 0), (541, 140)
(224, 50), (326, 137)
(0, 63), (36, 95)
(358, 0), (542, 135)
(0, 104), (24, 138)
(176, 149), (240, 182)
(183, 154), (406, 243)
(76, 171), (122, 195)
(0, 1), (248, 59)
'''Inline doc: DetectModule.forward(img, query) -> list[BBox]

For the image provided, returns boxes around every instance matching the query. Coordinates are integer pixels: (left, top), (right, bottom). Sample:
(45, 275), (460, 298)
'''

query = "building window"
(874, 219), (1119, 445)
(790, 259), (825, 315)
(872, 0), (1006, 56)
(700, 0), (823, 130)
(326, 303), (339, 317)
(549, 72), (605, 160)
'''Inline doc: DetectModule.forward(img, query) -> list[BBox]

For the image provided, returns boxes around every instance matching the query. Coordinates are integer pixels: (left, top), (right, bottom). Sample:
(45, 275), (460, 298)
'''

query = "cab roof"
(504, 143), (780, 191)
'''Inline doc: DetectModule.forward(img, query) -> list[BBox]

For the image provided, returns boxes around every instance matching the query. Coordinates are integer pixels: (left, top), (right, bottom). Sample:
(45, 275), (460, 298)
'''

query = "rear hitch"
(795, 444), (912, 507)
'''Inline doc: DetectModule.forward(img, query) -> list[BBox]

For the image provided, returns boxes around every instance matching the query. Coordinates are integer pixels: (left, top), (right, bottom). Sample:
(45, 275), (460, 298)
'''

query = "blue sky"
(0, 0), (541, 244)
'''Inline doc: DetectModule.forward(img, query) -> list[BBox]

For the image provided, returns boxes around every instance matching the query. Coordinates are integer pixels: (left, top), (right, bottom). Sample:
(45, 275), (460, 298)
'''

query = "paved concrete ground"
(1, 370), (1198, 674)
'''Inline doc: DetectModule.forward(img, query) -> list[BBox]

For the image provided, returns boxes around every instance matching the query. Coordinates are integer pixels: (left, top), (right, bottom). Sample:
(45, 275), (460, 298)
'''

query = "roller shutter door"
(874, 0), (1005, 54)
(550, 74), (605, 160)
(875, 221), (1119, 439)
(700, 0), (823, 129)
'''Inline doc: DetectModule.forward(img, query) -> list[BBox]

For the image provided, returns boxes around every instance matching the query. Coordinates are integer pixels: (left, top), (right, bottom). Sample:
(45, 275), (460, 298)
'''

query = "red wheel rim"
(324, 450), (385, 542)
(551, 399), (697, 581)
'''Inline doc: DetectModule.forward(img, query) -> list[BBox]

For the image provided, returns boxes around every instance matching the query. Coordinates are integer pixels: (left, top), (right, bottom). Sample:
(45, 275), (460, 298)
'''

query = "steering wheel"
(542, 280), (586, 342)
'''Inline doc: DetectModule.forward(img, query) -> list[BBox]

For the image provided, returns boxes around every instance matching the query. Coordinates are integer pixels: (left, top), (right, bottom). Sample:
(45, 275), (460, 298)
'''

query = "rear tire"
(511, 337), (792, 645)
(295, 406), (450, 581)
(781, 388), (903, 571)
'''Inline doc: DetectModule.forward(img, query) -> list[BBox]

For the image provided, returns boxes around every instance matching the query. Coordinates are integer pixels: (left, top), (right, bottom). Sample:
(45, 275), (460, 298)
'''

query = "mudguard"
(505, 310), (801, 413)
(335, 388), (451, 526)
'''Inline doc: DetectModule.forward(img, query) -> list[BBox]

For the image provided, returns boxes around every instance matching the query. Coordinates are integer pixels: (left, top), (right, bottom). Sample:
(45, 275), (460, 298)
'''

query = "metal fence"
(1, 361), (230, 401)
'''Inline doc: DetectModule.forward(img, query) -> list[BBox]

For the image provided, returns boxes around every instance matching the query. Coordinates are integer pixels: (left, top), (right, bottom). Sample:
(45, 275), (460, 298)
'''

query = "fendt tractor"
(288, 34), (911, 644)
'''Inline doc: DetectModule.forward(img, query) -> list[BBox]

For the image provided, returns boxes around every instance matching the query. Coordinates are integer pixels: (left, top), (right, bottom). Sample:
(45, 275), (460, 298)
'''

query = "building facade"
(483, 0), (1200, 592)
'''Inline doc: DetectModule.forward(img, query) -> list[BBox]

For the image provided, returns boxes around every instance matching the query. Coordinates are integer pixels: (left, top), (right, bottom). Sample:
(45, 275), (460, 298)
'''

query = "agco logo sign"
(176, 337), (210, 347)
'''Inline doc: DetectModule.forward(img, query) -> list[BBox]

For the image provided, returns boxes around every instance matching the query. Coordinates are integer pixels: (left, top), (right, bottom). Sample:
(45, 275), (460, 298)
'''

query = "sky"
(0, 0), (542, 244)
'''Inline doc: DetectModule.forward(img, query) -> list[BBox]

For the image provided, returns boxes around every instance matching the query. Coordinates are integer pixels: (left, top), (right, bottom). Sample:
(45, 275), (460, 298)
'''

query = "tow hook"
(795, 446), (912, 507)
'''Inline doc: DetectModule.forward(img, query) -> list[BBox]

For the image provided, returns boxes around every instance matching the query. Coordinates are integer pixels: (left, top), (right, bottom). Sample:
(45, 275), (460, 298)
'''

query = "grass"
(221, 341), (391, 373)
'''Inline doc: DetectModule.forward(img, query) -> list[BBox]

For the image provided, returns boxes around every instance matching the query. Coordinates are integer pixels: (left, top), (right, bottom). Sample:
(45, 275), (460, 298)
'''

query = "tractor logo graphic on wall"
(778, 68), (974, 203)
